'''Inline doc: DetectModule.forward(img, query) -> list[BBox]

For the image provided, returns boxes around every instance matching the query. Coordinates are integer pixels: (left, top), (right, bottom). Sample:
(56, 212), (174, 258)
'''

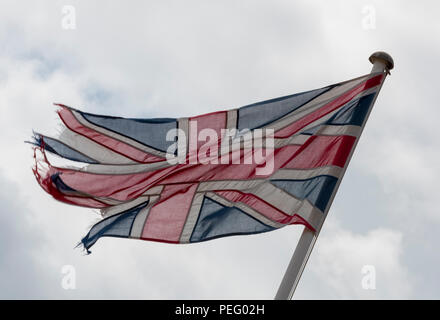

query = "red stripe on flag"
(33, 166), (110, 208)
(39, 133), (353, 202)
(189, 111), (227, 149)
(51, 165), (177, 201)
(57, 106), (165, 164)
(38, 144), (298, 202)
(141, 183), (198, 242)
(282, 135), (356, 169)
(45, 133), (349, 202)
(160, 145), (302, 184)
(214, 190), (316, 230)
(187, 111), (227, 164)
(274, 74), (383, 138)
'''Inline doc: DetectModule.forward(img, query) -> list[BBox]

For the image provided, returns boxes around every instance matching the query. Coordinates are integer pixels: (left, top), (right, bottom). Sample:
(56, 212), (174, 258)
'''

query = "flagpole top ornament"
(369, 51), (394, 72)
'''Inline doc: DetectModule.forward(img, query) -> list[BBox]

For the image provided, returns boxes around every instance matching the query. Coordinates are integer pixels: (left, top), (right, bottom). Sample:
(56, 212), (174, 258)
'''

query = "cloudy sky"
(0, 0), (439, 299)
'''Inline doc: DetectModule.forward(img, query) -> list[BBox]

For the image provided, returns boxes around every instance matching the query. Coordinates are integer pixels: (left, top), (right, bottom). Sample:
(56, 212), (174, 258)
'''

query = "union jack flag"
(31, 72), (384, 253)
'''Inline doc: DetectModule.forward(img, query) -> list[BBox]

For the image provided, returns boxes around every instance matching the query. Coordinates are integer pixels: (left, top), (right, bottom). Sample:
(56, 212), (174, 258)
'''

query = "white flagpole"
(274, 52), (394, 300)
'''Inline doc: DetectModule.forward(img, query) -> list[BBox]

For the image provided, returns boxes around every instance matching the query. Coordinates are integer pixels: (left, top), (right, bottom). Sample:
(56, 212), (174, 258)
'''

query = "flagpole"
(274, 52), (394, 300)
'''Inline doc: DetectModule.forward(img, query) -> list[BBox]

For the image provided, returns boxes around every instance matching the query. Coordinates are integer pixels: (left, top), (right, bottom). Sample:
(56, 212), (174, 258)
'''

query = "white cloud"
(296, 219), (412, 299)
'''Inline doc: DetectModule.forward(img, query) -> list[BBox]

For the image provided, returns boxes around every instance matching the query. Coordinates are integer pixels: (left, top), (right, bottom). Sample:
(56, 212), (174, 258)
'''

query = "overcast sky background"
(0, 0), (439, 299)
